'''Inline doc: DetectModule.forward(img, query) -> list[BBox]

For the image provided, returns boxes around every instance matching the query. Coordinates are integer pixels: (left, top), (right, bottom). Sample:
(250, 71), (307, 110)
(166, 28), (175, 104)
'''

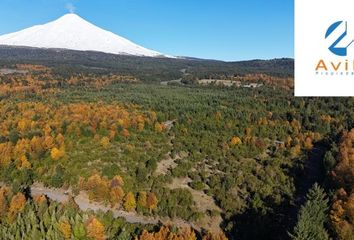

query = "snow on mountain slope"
(0, 14), (169, 57)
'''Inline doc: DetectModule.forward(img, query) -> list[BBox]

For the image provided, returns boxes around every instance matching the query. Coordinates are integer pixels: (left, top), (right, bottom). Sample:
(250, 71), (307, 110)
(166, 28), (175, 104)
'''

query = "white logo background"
(295, 0), (354, 96)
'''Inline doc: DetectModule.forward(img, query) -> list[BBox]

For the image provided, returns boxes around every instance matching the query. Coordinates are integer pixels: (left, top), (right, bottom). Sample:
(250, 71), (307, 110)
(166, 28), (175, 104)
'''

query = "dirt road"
(30, 183), (201, 231)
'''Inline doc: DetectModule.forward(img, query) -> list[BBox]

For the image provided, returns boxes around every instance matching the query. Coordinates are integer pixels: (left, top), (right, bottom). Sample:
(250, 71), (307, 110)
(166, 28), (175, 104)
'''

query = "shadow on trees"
(226, 141), (329, 240)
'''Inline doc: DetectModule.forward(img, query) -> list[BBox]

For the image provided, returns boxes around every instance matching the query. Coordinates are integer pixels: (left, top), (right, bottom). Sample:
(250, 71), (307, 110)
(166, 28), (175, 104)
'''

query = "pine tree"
(290, 183), (329, 240)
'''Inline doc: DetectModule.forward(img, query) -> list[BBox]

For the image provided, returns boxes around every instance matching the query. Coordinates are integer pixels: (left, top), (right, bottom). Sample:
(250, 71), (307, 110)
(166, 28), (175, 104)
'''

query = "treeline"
(0, 46), (294, 83)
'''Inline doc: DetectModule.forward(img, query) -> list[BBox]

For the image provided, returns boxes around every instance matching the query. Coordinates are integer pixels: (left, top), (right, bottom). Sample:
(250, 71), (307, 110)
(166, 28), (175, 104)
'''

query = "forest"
(0, 55), (352, 240)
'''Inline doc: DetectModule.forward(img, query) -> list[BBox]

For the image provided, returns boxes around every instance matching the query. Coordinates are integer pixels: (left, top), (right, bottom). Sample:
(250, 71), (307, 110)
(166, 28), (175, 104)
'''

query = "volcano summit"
(0, 14), (167, 57)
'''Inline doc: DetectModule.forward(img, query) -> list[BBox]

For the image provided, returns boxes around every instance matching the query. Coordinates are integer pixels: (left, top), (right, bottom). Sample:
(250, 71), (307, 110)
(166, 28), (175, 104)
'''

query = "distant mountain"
(0, 14), (168, 57)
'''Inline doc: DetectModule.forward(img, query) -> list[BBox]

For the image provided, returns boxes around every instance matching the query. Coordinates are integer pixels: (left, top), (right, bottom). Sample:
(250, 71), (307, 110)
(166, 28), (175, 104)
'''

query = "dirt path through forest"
(30, 183), (201, 231)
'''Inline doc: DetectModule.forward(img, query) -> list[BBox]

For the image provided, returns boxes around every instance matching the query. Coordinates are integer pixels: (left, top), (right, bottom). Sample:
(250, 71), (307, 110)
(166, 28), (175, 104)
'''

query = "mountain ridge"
(0, 46), (294, 84)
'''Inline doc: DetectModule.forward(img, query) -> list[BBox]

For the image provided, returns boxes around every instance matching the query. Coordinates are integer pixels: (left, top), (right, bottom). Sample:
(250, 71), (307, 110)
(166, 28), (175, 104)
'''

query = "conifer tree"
(290, 183), (329, 240)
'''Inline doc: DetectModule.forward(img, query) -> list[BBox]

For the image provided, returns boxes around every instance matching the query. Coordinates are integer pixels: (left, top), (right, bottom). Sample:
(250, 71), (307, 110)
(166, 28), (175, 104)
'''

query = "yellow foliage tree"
(51, 147), (65, 160)
(124, 192), (136, 212)
(0, 187), (10, 219)
(86, 217), (105, 240)
(17, 119), (30, 133)
(304, 136), (313, 150)
(230, 136), (242, 146)
(43, 136), (55, 150)
(8, 192), (26, 222)
(43, 124), (52, 136)
(138, 191), (147, 208)
(154, 122), (163, 133)
(100, 137), (110, 148)
(58, 219), (72, 240)
(0, 142), (13, 166)
(82, 174), (110, 202)
(110, 186), (124, 207)
(13, 139), (30, 160)
(18, 155), (31, 169)
(30, 136), (43, 155)
(290, 144), (301, 158)
(139, 226), (197, 240)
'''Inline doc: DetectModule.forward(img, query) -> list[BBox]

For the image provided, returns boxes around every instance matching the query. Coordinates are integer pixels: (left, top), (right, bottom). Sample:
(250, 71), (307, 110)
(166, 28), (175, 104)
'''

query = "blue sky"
(0, 0), (294, 61)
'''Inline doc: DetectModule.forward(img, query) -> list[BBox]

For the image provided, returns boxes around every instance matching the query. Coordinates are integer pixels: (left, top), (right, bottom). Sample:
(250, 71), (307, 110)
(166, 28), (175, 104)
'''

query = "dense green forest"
(0, 46), (293, 82)
(0, 52), (352, 240)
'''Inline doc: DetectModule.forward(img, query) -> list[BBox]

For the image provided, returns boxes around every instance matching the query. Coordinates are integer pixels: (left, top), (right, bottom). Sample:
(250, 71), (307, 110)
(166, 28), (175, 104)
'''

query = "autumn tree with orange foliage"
(202, 232), (228, 240)
(146, 192), (158, 213)
(121, 129), (130, 138)
(33, 194), (47, 206)
(0, 64), (138, 96)
(86, 217), (105, 240)
(43, 136), (55, 150)
(0, 142), (13, 166)
(81, 174), (110, 202)
(80, 174), (127, 207)
(8, 192), (26, 222)
(110, 186), (124, 208)
(329, 129), (354, 239)
(50, 147), (65, 160)
(59, 219), (72, 240)
(18, 155), (31, 169)
(139, 226), (197, 240)
(0, 101), (157, 172)
(230, 136), (241, 146)
(0, 187), (10, 220)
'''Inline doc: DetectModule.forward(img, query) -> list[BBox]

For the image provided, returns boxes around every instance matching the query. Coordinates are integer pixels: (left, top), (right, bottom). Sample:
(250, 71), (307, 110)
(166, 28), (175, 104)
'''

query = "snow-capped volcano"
(0, 14), (167, 57)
